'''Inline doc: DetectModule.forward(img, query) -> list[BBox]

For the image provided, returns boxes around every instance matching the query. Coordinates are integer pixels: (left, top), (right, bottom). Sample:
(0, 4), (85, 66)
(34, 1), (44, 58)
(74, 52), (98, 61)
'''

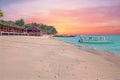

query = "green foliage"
(24, 23), (57, 34)
(0, 19), (57, 35)
(47, 26), (57, 34)
(15, 19), (24, 27)
(0, 8), (57, 35)
(0, 20), (19, 27)
(24, 24), (31, 28)
(0, 9), (3, 17)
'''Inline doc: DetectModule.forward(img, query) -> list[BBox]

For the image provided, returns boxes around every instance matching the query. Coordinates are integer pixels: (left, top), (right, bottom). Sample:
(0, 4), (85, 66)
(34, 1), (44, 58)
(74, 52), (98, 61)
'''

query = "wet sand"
(0, 36), (120, 80)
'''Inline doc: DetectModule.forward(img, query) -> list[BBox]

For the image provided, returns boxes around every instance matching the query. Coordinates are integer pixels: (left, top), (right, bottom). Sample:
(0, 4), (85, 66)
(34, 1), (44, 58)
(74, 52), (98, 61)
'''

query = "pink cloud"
(49, 4), (120, 23)
(1, 0), (120, 34)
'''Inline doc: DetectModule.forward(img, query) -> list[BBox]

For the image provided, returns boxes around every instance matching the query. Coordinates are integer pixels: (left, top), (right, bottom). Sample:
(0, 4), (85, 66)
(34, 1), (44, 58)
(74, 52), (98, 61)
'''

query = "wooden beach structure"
(24, 26), (43, 36)
(0, 24), (43, 36)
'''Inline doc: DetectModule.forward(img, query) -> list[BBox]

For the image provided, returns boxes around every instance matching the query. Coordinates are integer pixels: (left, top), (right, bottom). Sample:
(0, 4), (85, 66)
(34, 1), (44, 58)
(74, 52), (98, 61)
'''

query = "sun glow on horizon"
(1, 0), (120, 35)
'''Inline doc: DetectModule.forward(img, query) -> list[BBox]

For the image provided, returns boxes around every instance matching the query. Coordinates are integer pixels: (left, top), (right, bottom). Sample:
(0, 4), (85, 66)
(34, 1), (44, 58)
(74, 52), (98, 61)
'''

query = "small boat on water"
(78, 35), (112, 44)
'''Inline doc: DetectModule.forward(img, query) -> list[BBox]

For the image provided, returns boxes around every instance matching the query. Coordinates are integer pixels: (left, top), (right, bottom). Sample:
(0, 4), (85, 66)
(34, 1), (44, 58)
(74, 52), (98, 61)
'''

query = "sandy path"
(0, 36), (120, 80)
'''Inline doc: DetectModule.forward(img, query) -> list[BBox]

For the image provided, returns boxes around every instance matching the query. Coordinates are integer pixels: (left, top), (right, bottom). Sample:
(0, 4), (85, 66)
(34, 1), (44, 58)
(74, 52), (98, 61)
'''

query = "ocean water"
(54, 35), (120, 55)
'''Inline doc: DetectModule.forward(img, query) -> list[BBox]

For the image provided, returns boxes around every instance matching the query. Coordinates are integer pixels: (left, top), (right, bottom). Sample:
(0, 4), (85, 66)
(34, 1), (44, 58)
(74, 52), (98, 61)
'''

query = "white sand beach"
(0, 36), (120, 80)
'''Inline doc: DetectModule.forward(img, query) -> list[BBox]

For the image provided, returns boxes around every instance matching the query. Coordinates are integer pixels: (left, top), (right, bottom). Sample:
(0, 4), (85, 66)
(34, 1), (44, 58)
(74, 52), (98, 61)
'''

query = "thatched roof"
(0, 23), (23, 29)
(25, 26), (41, 32)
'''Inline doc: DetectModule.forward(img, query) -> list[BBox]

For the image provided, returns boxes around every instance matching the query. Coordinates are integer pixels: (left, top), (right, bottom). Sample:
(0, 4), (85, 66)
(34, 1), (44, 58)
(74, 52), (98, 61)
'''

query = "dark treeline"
(0, 9), (3, 17)
(0, 9), (57, 34)
(0, 19), (57, 35)
(24, 23), (57, 34)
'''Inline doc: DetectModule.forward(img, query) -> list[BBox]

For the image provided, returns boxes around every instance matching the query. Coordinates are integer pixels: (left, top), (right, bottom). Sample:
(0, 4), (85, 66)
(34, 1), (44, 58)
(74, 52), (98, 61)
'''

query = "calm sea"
(54, 35), (120, 55)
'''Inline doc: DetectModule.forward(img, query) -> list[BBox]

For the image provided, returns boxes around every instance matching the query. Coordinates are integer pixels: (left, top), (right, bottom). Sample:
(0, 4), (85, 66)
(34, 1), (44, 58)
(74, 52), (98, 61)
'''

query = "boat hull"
(80, 41), (113, 44)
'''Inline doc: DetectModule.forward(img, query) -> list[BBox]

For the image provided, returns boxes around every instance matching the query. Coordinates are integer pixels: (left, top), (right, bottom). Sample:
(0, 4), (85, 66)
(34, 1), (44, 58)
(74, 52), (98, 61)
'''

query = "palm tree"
(0, 9), (3, 18)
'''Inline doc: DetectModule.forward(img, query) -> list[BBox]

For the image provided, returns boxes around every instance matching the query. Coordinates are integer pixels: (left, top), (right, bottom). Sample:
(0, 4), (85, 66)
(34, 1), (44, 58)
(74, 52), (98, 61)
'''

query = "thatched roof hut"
(24, 26), (43, 36)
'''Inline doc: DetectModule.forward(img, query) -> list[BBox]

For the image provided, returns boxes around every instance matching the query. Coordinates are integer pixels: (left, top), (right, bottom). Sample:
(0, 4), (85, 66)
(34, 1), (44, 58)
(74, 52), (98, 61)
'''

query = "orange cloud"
(3, 2), (120, 35)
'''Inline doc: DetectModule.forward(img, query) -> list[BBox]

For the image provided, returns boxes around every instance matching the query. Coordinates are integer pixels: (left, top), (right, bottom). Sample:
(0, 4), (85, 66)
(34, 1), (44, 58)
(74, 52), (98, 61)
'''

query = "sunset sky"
(0, 0), (120, 34)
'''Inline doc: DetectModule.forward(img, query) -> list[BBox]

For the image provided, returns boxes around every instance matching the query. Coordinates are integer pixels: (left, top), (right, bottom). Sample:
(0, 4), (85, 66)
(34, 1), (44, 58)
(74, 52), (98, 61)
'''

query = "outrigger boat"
(78, 35), (112, 44)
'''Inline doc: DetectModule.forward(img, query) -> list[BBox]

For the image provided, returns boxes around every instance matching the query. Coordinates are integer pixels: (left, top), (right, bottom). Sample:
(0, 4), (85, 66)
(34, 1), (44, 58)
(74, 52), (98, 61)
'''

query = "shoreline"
(54, 36), (120, 57)
(83, 49), (120, 67)
(0, 36), (120, 80)
(53, 36), (120, 67)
